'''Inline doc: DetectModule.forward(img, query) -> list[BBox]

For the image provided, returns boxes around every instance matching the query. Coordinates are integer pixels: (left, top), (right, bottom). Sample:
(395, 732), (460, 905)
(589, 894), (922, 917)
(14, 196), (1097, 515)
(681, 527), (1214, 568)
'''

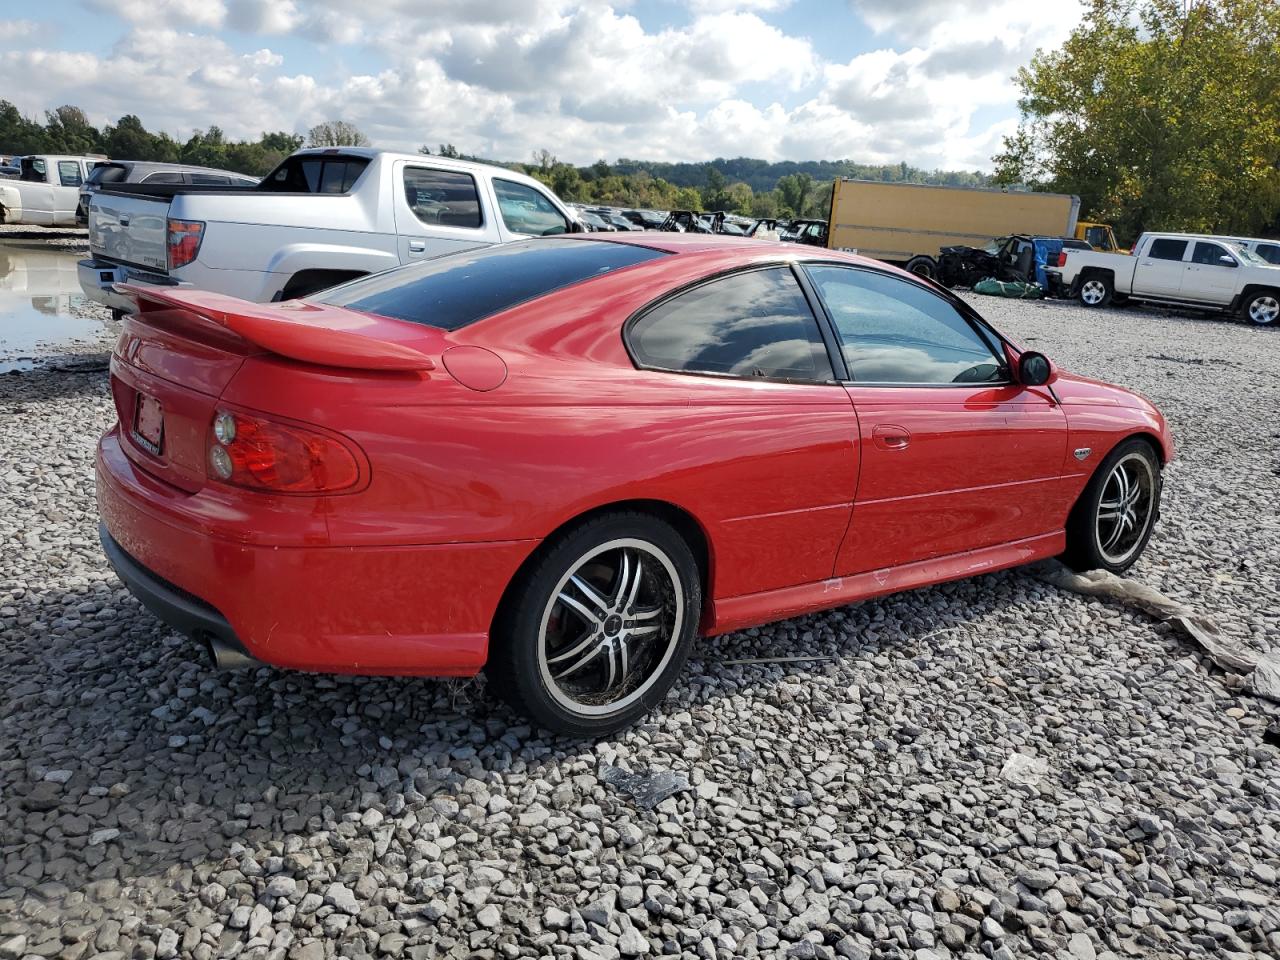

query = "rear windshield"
(259, 155), (370, 194)
(87, 164), (129, 186)
(319, 239), (667, 331)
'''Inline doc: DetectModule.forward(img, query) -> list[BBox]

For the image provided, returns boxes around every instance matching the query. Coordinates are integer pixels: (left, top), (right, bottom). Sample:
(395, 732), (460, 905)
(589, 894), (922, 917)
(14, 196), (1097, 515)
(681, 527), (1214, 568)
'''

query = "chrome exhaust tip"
(205, 633), (261, 670)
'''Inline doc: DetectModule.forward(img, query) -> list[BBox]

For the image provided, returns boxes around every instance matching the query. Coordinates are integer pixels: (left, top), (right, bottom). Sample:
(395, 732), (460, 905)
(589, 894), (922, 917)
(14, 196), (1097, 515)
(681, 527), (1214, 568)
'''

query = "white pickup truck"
(0, 155), (105, 226)
(78, 148), (584, 315)
(1051, 232), (1280, 327)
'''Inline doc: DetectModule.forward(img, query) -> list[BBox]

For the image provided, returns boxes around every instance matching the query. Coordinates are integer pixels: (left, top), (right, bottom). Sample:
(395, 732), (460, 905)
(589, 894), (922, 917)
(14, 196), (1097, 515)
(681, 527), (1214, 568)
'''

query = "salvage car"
(935, 235), (1091, 289)
(97, 234), (1173, 735)
(78, 148), (582, 315)
(0, 154), (105, 226)
(1053, 232), (1280, 326)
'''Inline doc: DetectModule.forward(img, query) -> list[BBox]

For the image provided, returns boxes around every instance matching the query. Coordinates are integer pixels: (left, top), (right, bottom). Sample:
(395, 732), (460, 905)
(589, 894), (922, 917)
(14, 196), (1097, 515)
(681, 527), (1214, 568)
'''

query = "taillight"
(167, 218), (205, 270)
(1056, 251), (1068, 267)
(207, 408), (363, 494)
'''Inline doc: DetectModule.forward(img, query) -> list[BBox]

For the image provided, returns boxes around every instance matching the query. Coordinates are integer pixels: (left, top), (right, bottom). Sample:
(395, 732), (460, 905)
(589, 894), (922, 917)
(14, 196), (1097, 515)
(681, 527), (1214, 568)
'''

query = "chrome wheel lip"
(537, 537), (683, 718)
(1081, 279), (1107, 305)
(1247, 295), (1279, 325)
(1095, 452), (1157, 566)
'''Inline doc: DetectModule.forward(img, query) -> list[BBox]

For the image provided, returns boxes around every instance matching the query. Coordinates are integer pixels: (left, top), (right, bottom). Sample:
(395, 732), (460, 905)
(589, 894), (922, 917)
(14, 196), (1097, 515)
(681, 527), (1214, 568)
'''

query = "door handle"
(408, 240), (426, 253)
(873, 424), (911, 450)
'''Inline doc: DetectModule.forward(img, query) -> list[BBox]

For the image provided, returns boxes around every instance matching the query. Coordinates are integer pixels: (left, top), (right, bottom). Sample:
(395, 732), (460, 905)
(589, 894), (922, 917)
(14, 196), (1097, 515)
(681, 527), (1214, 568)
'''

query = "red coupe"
(97, 234), (1172, 735)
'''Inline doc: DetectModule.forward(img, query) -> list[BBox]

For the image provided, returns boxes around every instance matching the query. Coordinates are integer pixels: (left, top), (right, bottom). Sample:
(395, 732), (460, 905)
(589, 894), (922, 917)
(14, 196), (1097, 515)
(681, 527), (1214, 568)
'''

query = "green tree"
(776, 173), (813, 217)
(180, 127), (229, 168)
(43, 105), (100, 155)
(0, 100), (50, 154)
(702, 165), (730, 211)
(307, 120), (369, 147)
(994, 0), (1280, 239)
(437, 143), (461, 159)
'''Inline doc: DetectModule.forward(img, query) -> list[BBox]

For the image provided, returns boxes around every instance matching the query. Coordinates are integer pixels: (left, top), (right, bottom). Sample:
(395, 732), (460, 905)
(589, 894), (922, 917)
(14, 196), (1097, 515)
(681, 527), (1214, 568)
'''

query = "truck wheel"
(1079, 275), (1113, 307)
(904, 256), (937, 282)
(1242, 290), (1279, 327)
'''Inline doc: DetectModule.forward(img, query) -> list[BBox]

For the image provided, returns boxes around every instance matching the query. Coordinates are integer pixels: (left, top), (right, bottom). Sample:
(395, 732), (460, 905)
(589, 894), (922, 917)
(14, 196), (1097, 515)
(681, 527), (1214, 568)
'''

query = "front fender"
(264, 243), (400, 280)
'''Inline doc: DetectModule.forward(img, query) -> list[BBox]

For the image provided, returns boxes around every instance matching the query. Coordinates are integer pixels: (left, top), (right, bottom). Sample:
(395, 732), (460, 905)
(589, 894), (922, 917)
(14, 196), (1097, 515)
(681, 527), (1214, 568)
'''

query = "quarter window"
(628, 267), (834, 382)
(806, 265), (1005, 385)
(493, 179), (570, 236)
(1148, 238), (1188, 261)
(58, 161), (84, 187)
(403, 167), (482, 229)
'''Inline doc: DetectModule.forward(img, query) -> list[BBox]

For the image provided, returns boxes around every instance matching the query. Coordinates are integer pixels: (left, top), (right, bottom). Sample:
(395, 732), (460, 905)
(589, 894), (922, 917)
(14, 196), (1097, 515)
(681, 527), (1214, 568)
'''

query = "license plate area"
(132, 392), (164, 455)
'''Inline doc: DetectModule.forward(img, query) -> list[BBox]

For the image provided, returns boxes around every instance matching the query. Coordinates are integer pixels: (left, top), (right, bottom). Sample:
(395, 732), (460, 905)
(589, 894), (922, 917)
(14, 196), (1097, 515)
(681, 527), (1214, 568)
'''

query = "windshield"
(1232, 244), (1269, 266)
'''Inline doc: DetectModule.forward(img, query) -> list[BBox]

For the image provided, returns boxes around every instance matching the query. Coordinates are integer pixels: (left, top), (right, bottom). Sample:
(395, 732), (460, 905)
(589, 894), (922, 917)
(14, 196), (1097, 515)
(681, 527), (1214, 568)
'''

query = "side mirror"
(1218, 255), (1236, 267)
(567, 218), (587, 234)
(1018, 351), (1053, 386)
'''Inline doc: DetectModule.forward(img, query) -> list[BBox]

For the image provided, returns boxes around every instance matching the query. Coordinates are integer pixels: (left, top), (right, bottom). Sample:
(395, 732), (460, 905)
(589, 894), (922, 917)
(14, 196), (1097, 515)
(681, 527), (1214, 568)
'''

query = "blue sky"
(0, 0), (1083, 170)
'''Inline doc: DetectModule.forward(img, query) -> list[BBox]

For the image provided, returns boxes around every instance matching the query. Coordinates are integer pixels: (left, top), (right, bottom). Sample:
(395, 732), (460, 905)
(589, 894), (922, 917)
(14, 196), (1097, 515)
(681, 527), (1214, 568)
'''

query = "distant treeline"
(2, 101), (991, 218)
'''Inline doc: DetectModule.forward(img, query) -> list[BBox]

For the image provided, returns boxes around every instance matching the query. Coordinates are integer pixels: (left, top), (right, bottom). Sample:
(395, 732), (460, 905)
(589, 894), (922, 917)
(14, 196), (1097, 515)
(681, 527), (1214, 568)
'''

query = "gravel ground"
(1, 287), (1278, 960)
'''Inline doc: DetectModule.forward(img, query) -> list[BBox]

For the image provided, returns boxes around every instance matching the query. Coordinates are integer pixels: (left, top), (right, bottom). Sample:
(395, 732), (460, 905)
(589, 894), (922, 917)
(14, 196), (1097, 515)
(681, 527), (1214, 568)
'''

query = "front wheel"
(488, 512), (701, 737)
(1063, 439), (1162, 573)
(1242, 290), (1279, 327)
(1078, 274), (1114, 307)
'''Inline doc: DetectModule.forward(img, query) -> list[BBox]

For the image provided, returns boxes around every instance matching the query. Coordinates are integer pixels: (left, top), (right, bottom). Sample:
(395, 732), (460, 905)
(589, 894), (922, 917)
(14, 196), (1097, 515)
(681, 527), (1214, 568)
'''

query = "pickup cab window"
(19, 158), (48, 182)
(404, 167), (481, 229)
(58, 161), (84, 187)
(493, 179), (569, 236)
(1148, 238), (1188, 261)
(260, 156), (370, 194)
(1191, 242), (1234, 266)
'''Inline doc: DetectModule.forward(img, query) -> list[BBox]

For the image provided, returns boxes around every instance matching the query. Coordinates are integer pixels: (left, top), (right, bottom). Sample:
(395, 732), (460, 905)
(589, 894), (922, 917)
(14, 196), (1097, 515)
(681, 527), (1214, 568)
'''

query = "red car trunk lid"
(108, 286), (442, 493)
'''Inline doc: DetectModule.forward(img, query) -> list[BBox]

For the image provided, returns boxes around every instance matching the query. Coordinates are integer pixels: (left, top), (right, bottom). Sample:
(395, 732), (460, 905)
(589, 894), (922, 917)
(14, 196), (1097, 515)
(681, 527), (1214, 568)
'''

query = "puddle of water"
(0, 241), (111, 365)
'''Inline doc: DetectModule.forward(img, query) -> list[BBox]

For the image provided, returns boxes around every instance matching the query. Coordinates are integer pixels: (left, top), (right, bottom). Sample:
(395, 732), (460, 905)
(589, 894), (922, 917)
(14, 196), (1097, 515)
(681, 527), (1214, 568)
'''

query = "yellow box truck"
(826, 179), (1084, 279)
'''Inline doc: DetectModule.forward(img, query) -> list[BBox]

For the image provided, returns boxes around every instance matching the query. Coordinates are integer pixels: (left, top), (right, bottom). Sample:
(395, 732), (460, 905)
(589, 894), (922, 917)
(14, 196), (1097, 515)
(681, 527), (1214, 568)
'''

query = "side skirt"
(707, 531), (1065, 636)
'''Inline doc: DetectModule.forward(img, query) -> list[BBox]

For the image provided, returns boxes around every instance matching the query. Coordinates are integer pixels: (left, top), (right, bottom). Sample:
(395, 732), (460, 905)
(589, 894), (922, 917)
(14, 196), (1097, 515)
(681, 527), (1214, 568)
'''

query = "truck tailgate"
(90, 192), (171, 274)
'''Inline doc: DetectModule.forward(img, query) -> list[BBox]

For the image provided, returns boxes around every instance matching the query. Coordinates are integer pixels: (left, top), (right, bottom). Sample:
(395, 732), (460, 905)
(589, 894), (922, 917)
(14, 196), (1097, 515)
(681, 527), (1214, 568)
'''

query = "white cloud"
(1, 1), (1089, 171)
(0, 20), (40, 42)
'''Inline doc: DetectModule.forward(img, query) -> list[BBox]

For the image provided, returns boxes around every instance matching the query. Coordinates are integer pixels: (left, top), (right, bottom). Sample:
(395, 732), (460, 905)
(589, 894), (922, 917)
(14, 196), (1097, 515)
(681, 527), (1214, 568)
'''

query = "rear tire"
(904, 256), (938, 282)
(1063, 438), (1161, 574)
(1078, 274), (1114, 308)
(1242, 290), (1279, 327)
(487, 512), (701, 737)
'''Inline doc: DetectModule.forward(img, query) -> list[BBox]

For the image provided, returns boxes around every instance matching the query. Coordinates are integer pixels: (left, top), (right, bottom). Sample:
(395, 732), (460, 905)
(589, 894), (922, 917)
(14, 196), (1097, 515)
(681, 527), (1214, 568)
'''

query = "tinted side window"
(260, 156), (369, 193)
(494, 179), (569, 236)
(142, 172), (184, 183)
(1148, 238), (1188, 261)
(1257, 244), (1280, 265)
(58, 161), (84, 187)
(807, 265), (1005, 385)
(628, 268), (834, 382)
(190, 173), (231, 185)
(404, 167), (481, 229)
(1191, 242), (1232, 265)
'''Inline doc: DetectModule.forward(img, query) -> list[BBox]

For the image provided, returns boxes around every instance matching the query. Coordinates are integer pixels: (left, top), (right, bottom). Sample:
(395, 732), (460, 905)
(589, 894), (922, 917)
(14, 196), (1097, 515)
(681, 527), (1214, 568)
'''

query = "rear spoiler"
(116, 284), (437, 372)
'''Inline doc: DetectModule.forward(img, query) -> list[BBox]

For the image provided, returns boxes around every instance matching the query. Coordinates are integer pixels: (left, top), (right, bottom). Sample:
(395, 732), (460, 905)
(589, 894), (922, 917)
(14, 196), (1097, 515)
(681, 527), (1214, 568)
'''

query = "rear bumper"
(79, 258), (187, 313)
(96, 428), (536, 676)
(99, 525), (259, 668)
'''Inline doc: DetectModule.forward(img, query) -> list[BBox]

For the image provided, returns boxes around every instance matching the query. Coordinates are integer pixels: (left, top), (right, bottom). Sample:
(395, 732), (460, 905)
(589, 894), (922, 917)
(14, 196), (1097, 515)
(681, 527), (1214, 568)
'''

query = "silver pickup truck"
(1051, 232), (1280, 327)
(79, 148), (583, 315)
